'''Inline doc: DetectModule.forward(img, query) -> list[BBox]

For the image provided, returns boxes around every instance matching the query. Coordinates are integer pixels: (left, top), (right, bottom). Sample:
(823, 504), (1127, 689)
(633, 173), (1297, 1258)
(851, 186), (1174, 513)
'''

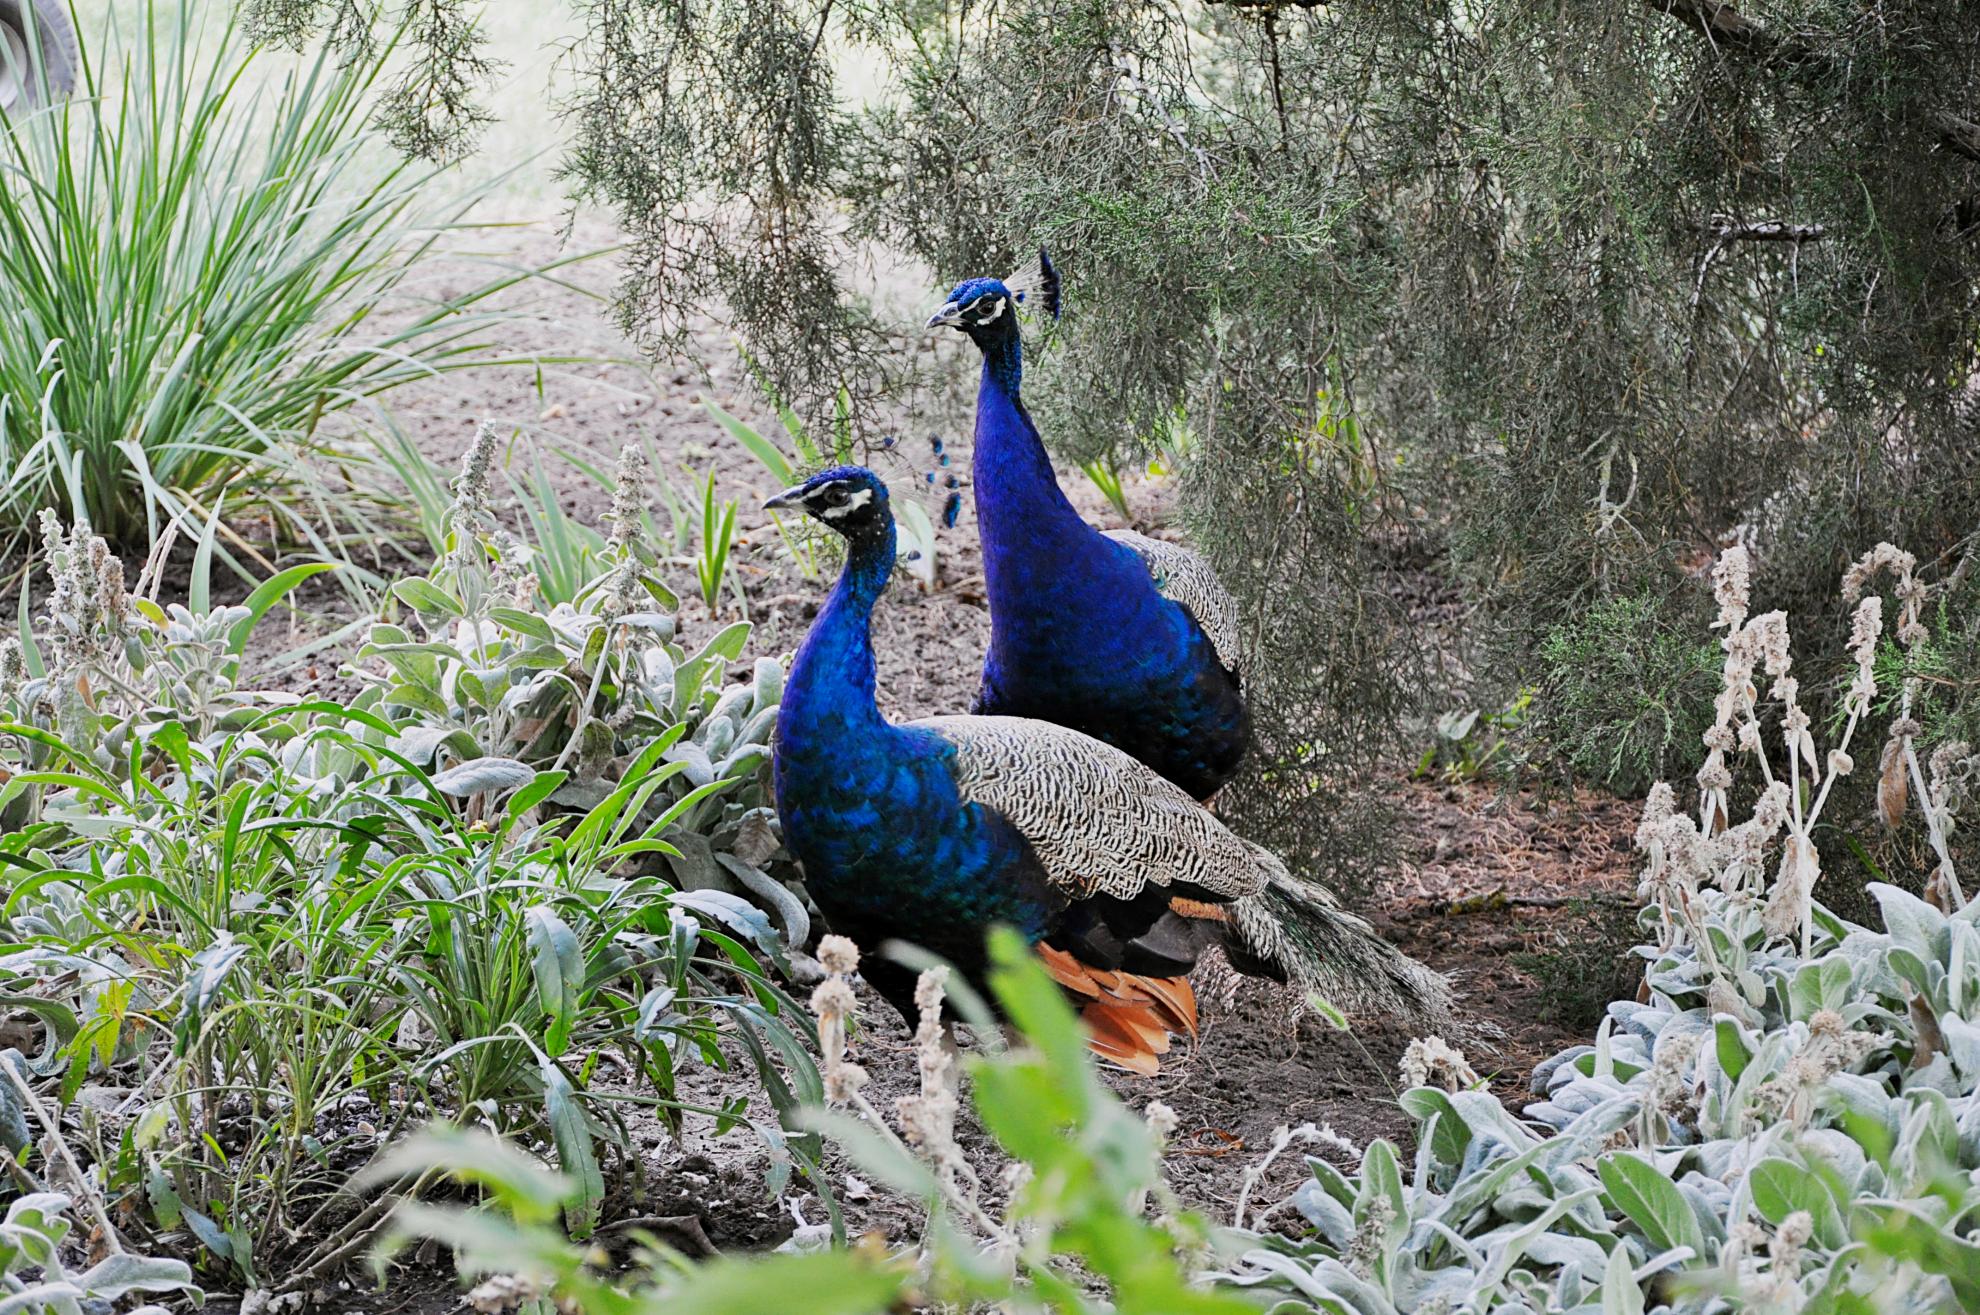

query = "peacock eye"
(822, 484), (848, 505)
(973, 295), (998, 316)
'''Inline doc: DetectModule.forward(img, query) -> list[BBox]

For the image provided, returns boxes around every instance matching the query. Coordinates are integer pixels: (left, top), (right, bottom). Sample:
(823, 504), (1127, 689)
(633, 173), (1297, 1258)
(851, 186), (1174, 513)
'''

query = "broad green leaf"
(1598, 1150), (1704, 1256)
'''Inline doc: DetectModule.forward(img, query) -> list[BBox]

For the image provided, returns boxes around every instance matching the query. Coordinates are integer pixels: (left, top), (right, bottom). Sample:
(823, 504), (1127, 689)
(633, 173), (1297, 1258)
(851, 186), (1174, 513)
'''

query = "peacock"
(927, 255), (1441, 1022)
(926, 251), (1248, 805)
(768, 465), (1454, 1072)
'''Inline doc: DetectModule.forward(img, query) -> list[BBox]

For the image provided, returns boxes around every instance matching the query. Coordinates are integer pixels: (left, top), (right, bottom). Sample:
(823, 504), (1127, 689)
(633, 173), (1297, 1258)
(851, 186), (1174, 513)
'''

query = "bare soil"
(27, 220), (1648, 1307)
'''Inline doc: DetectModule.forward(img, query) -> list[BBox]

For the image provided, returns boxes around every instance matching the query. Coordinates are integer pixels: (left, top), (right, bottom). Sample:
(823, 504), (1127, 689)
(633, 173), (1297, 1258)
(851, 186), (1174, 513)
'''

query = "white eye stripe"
(977, 296), (1007, 324)
(818, 486), (875, 519)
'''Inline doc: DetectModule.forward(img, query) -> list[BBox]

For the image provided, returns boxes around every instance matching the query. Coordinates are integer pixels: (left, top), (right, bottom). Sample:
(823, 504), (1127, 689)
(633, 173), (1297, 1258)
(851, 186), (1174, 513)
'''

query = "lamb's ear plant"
(1220, 541), (1980, 1315)
(350, 431), (795, 931)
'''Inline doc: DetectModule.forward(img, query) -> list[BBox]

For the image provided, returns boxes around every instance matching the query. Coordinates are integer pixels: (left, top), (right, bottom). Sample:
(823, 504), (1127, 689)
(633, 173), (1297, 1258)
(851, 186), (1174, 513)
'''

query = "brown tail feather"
(1037, 942), (1198, 1075)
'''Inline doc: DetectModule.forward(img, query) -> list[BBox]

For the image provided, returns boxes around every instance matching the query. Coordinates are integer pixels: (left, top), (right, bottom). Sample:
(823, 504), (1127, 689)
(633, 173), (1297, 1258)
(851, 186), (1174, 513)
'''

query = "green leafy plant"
(0, 3), (560, 563)
(350, 430), (797, 933)
(1082, 456), (1131, 521)
(0, 460), (821, 1282)
(374, 928), (1255, 1314)
(1414, 688), (1533, 783)
(691, 466), (740, 619)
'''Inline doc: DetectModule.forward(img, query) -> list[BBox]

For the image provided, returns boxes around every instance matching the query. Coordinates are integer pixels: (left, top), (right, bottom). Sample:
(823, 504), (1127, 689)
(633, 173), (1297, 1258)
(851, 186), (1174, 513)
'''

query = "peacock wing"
(1103, 529), (1243, 676)
(907, 713), (1273, 903)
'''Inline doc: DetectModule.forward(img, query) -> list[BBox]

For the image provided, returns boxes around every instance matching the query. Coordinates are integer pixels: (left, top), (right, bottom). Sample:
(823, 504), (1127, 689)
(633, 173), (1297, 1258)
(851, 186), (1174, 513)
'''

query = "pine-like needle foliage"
(262, 0), (1980, 872)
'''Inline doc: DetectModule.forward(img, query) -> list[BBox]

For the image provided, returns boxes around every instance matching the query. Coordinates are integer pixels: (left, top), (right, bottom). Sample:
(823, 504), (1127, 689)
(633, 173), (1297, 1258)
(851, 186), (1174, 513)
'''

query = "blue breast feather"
(772, 550), (1063, 980)
(969, 344), (1247, 798)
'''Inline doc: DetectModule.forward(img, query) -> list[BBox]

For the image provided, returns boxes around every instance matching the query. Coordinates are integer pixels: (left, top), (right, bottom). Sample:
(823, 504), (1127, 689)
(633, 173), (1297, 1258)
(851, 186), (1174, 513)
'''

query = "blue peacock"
(926, 251), (1247, 804)
(769, 466), (1453, 1071)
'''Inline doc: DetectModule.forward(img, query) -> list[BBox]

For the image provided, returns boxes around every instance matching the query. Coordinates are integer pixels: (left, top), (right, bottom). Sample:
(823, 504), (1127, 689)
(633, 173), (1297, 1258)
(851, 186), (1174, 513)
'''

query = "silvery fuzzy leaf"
(750, 656), (783, 712)
(698, 714), (736, 760)
(547, 776), (614, 809)
(1787, 953), (1857, 1022)
(671, 889), (780, 955)
(664, 831), (728, 893)
(1391, 1260), (1482, 1311)
(1516, 1229), (1609, 1274)
(704, 683), (754, 729)
(734, 704), (779, 748)
(1523, 1100), (1574, 1132)
(662, 741), (717, 788)
(1491, 1187), (1557, 1221)
(615, 611), (676, 636)
(1291, 1178), (1355, 1246)
(1677, 1170), (1733, 1219)
(1909, 1052), (1960, 1095)
(1605, 1001), (1668, 1044)
(71, 1251), (197, 1301)
(1533, 1046), (1595, 1095)
(1872, 883), (1951, 962)
(714, 853), (806, 954)
(1940, 1012), (1980, 1080)
(717, 743), (772, 778)
(431, 756), (535, 797)
(390, 725), (463, 765)
(1797, 1127), (1868, 1187)
(1555, 1095), (1644, 1160)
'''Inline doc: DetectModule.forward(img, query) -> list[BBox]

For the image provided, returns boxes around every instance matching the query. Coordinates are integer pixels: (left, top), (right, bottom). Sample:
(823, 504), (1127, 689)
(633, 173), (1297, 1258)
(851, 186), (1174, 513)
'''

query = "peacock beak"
(925, 301), (964, 329)
(764, 485), (808, 511)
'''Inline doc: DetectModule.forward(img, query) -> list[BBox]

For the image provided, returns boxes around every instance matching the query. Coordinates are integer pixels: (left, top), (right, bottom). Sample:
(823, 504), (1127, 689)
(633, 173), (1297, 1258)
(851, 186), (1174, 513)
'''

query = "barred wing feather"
(909, 714), (1275, 902)
(1104, 529), (1242, 675)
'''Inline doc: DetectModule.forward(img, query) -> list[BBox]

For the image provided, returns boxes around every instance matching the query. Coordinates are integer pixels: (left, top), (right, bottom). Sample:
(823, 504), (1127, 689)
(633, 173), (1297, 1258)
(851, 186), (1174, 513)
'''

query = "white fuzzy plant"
(1222, 541), (1980, 1315)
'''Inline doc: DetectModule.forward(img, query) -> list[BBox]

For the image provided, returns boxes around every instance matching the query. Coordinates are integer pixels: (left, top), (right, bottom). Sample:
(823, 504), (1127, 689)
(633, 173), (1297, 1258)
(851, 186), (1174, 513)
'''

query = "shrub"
(349, 428), (802, 938)
(0, 504), (819, 1283)
(1527, 594), (1721, 796)
(1511, 896), (1644, 1032)
(0, 2), (537, 559)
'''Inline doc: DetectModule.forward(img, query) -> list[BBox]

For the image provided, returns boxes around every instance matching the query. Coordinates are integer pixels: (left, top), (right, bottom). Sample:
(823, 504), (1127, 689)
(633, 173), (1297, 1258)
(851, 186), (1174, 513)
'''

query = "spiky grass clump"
(0, 3), (530, 559)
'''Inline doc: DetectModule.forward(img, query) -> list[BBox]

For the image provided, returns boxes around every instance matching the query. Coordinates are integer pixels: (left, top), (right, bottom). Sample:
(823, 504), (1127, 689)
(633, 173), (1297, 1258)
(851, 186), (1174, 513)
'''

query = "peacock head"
(763, 465), (891, 541)
(926, 249), (1060, 345)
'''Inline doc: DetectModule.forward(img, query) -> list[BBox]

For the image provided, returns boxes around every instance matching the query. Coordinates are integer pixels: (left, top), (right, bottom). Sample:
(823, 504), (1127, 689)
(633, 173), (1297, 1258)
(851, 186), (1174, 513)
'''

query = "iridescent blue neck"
(781, 522), (897, 746)
(972, 333), (1088, 540)
(981, 329), (1022, 397)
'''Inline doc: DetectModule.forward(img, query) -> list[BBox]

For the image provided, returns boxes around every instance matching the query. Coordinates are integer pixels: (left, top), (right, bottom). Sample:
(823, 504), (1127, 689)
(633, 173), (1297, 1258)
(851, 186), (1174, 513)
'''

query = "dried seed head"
(1635, 782), (1677, 851)
(809, 977), (856, 1022)
(1712, 545), (1752, 630)
(817, 934), (860, 975)
(1399, 1035), (1477, 1091)
(823, 1060), (869, 1104)
(607, 443), (646, 555)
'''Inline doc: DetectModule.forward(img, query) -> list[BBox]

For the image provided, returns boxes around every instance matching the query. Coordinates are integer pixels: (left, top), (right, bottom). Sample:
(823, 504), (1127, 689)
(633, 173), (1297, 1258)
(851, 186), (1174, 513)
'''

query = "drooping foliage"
(259, 0), (1980, 875)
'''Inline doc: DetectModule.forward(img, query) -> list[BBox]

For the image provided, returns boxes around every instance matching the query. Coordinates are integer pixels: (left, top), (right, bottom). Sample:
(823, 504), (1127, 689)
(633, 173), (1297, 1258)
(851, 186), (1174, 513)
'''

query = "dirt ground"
(25, 220), (1650, 1302)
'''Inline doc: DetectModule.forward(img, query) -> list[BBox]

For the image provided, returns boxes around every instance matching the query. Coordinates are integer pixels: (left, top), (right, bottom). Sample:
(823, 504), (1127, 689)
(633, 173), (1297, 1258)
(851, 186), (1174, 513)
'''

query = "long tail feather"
(1224, 867), (1468, 1040)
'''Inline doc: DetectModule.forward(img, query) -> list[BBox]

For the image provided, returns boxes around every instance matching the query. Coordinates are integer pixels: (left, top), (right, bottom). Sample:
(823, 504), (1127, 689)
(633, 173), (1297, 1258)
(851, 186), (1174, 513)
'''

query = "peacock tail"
(1225, 871), (1466, 1040)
